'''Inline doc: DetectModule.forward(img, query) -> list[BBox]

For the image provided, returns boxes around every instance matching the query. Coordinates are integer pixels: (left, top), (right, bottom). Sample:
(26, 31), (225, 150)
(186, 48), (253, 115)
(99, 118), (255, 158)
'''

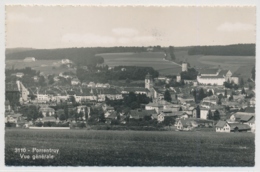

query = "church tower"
(182, 62), (188, 72)
(145, 73), (153, 90)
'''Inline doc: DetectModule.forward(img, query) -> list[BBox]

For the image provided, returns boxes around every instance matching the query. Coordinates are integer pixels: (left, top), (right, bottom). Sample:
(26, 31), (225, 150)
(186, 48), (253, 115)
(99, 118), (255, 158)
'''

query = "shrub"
(78, 123), (86, 128)
(35, 122), (43, 127)
(5, 122), (16, 128)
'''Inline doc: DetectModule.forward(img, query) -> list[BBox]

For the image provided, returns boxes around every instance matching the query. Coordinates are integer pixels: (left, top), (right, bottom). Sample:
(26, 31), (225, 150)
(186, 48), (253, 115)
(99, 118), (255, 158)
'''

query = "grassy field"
(5, 60), (75, 75)
(5, 129), (255, 166)
(98, 52), (182, 75)
(98, 51), (255, 77)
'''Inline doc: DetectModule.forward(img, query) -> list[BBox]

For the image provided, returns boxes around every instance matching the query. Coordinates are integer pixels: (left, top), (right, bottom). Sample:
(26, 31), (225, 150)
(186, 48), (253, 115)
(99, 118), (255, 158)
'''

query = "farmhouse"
(129, 109), (157, 120)
(176, 118), (197, 131)
(229, 112), (255, 123)
(145, 102), (163, 113)
(158, 111), (190, 123)
(5, 113), (23, 123)
(39, 107), (55, 117)
(61, 59), (72, 64)
(215, 121), (251, 133)
(197, 68), (239, 86)
(16, 72), (24, 78)
(71, 78), (80, 85)
(24, 57), (36, 62)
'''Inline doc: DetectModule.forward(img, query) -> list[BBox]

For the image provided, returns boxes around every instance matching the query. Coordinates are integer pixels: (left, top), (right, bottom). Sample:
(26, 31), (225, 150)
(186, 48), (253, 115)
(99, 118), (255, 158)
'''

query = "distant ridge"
(188, 44), (255, 56)
(6, 47), (35, 54)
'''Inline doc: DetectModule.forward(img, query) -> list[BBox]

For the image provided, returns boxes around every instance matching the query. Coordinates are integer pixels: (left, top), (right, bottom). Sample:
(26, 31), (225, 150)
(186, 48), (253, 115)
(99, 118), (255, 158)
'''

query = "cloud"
(62, 32), (156, 46)
(8, 13), (43, 23)
(217, 22), (255, 32)
(62, 33), (116, 45)
(112, 28), (139, 37)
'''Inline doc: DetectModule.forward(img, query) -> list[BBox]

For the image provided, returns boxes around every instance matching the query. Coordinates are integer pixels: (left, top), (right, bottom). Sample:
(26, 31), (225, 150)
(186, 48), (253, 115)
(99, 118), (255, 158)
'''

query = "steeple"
(145, 73), (153, 90)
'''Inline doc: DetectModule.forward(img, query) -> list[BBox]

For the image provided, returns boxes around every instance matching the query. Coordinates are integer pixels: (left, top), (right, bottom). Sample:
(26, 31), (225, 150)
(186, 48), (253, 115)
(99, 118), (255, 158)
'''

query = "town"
(5, 53), (256, 133)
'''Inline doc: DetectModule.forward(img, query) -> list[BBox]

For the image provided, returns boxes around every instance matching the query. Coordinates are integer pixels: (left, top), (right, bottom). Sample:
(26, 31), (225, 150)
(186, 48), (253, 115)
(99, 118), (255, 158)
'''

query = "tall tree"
(241, 88), (246, 95)
(208, 90), (213, 97)
(229, 92), (234, 101)
(224, 90), (227, 98)
(207, 110), (213, 120)
(251, 67), (255, 81)
(240, 78), (244, 87)
(164, 90), (172, 102)
(196, 105), (200, 118)
(213, 110), (220, 121)
(169, 46), (176, 61)
(198, 88), (206, 101)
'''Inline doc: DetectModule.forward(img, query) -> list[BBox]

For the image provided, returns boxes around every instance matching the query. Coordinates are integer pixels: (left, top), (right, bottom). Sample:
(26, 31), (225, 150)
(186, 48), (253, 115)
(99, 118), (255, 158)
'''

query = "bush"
(78, 123), (86, 128)
(5, 122), (16, 128)
(35, 122), (43, 127)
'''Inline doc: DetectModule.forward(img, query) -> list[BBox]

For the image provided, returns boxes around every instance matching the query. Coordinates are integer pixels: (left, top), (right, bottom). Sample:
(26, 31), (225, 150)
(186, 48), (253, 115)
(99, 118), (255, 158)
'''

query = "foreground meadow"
(5, 129), (255, 166)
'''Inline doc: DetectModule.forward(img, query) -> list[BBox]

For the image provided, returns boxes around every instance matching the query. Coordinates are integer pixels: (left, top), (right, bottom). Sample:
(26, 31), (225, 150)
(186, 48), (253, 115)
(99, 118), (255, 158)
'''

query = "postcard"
(3, 4), (257, 169)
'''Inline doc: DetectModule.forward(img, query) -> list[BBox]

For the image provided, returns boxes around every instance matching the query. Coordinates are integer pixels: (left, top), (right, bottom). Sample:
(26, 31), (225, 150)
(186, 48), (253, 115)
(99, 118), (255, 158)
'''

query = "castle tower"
(145, 73), (153, 90)
(182, 62), (188, 72)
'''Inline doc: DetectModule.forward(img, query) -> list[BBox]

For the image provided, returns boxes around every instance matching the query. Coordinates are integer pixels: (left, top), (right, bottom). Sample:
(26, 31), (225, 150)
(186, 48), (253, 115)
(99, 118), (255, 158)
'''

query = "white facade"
(24, 57), (36, 62)
(200, 109), (208, 119)
(61, 59), (72, 64)
(145, 78), (153, 90)
(216, 123), (231, 132)
(182, 63), (188, 72)
(197, 76), (225, 86)
(176, 75), (181, 82)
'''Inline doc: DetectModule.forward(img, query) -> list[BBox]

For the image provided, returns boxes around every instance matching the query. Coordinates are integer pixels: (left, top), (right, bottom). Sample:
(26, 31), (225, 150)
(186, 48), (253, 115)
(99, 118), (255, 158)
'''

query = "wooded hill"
(188, 44), (255, 56)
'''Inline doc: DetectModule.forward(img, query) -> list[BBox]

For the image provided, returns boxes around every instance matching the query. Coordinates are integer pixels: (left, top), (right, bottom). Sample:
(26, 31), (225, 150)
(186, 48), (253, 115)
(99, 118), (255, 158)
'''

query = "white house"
(145, 102), (163, 113)
(176, 118), (197, 131)
(16, 72), (24, 78)
(215, 121), (251, 133)
(71, 78), (80, 85)
(24, 57), (36, 62)
(197, 69), (239, 86)
(87, 82), (96, 88)
(61, 59), (72, 64)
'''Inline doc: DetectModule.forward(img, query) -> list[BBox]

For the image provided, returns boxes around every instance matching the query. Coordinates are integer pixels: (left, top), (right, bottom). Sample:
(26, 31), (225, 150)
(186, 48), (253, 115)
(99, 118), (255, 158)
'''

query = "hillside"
(188, 44), (255, 56)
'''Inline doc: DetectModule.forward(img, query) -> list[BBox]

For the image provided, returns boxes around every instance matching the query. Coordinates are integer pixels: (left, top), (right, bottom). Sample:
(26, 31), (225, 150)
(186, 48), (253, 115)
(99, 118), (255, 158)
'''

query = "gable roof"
(123, 87), (149, 93)
(199, 69), (219, 75)
(42, 116), (56, 122)
(240, 115), (254, 122)
(130, 109), (157, 119)
(229, 123), (251, 130)
(244, 107), (255, 113)
(178, 118), (196, 127)
(215, 120), (227, 128)
(146, 102), (163, 107)
(106, 111), (117, 119)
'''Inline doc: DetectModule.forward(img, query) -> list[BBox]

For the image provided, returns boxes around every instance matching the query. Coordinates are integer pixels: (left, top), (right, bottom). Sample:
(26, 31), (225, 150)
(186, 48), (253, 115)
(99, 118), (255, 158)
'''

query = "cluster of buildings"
(5, 56), (256, 133)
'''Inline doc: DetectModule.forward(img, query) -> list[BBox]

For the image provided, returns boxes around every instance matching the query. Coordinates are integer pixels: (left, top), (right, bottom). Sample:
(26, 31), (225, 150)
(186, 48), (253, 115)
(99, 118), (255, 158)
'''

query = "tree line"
(76, 66), (159, 83)
(188, 44), (255, 56)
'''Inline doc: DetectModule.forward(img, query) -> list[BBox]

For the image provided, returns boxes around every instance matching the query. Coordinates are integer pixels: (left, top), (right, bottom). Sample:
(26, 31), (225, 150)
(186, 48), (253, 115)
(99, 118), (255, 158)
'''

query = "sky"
(5, 6), (256, 49)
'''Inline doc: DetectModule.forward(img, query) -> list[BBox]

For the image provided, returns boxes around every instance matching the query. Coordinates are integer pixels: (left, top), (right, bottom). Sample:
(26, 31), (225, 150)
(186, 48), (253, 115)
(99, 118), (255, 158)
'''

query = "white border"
(0, 0), (259, 171)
